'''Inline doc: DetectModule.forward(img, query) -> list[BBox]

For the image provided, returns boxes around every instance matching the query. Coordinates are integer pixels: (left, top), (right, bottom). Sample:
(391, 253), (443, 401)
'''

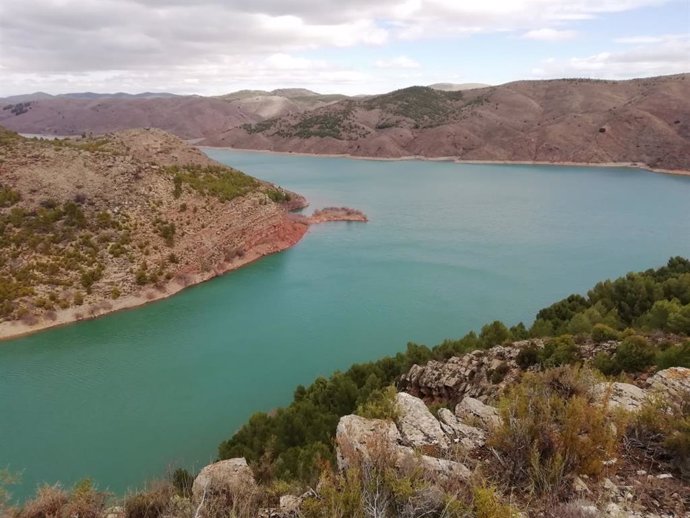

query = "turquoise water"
(2, 151), (690, 500)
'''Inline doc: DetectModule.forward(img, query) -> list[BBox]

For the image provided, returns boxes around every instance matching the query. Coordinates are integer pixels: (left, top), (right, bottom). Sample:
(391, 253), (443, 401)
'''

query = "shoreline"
(0, 218), (309, 343)
(199, 145), (690, 178)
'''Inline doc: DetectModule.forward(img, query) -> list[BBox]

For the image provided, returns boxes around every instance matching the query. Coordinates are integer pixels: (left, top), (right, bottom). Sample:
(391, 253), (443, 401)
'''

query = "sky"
(0, 0), (688, 96)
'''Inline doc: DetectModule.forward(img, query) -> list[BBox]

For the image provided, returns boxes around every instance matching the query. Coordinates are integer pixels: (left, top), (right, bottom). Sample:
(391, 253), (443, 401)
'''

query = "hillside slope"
(0, 89), (349, 139)
(208, 74), (690, 172)
(0, 127), (307, 338)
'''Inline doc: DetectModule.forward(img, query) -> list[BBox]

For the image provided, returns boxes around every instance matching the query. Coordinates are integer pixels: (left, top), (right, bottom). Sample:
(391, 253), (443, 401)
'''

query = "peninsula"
(0, 127), (366, 340)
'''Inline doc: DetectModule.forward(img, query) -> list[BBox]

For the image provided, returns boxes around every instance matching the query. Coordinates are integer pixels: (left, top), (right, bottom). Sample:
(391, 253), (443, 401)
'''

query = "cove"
(2, 151), (690, 501)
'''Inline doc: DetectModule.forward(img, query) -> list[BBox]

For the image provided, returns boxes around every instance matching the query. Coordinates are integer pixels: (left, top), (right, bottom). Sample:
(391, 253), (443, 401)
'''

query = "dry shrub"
(19, 484), (68, 518)
(124, 482), (174, 518)
(60, 480), (107, 518)
(489, 366), (621, 494)
(629, 392), (690, 477)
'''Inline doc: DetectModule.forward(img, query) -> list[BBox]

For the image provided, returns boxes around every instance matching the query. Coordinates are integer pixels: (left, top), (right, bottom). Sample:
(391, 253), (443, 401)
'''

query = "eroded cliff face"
(0, 127), (308, 338)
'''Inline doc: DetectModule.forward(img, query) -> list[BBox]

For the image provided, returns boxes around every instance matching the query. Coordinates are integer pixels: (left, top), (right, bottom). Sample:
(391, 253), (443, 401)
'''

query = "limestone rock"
(192, 458), (257, 503)
(592, 382), (647, 412)
(336, 414), (402, 470)
(395, 392), (450, 451)
(648, 367), (690, 406)
(437, 407), (486, 450)
(454, 397), (501, 430)
(335, 414), (471, 483)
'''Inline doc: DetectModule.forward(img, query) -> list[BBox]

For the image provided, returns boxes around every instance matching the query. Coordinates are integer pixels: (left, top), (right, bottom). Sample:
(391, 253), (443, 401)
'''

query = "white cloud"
(375, 56), (421, 69)
(0, 0), (677, 95)
(532, 34), (690, 79)
(523, 28), (578, 41)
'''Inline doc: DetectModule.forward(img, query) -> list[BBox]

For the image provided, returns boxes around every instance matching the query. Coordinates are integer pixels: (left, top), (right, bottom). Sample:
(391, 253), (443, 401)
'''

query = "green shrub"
(613, 335), (655, 372)
(473, 486), (517, 518)
(355, 386), (399, 420)
(655, 342), (690, 369)
(591, 323), (620, 342)
(540, 335), (580, 367)
(516, 343), (540, 369)
(592, 351), (620, 376)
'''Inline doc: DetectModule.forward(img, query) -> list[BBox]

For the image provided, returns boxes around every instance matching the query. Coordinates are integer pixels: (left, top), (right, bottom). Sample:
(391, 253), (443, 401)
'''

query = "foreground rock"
(648, 367), (690, 406)
(395, 392), (450, 452)
(592, 381), (648, 412)
(336, 395), (473, 484)
(192, 458), (257, 503)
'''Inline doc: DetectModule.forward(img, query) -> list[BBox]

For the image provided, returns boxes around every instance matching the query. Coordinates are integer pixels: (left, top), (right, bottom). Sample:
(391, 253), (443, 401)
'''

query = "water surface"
(2, 152), (690, 499)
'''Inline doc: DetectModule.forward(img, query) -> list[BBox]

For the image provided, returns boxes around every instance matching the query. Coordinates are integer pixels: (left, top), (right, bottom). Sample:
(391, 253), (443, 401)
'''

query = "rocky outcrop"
(454, 397), (501, 430)
(436, 408), (486, 450)
(395, 392), (450, 451)
(648, 367), (690, 406)
(307, 207), (368, 224)
(592, 382), (648, 412)
(192, 458), (257, 503)
(336, 393), (477, 484)
(399, 344), (526, 404)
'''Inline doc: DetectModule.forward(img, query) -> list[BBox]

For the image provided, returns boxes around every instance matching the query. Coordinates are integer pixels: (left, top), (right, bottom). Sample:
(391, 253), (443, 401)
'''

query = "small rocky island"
(306, 206), (368, 224)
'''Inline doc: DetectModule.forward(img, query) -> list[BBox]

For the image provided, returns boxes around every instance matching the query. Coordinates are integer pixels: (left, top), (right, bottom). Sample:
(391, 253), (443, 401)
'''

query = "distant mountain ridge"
(2, 75), (689, 172)
(207, 74), (690, 172)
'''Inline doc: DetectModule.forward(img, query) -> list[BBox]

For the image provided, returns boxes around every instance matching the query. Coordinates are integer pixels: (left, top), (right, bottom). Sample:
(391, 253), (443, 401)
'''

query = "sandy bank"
(200, 146), (690, 178)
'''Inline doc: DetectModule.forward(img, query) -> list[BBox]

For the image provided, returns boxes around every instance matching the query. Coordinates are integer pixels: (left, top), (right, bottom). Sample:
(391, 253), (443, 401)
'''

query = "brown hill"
(0, 127), (307, 339)
(0, 89), (348, 139)
(206, 74), (690, 172)
(0, 96), (261, 139)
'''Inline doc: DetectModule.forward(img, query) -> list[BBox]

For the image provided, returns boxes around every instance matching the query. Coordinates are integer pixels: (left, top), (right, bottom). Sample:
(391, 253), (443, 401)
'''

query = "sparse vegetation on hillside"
(0, 127), (294, 327)
(363, 86), (465, 128)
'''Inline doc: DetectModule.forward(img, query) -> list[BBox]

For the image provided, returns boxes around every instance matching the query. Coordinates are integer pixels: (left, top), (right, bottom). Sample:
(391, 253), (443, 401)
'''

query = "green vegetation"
(219, 258), (690, 485)
(165, 165), (259, 202)
(490, 366), (620, 494)
(364, 86), (465, 128)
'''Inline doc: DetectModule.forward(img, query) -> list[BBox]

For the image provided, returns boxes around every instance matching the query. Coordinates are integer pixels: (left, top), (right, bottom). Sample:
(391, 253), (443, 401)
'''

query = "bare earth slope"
(207, 74), (690, 172)
(0, 127), (308, 339)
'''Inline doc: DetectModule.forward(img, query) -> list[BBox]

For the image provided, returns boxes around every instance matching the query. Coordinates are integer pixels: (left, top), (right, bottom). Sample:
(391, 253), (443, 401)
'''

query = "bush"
(490, 367), (619, 494)
(655, 342), (690, 369)
(591, 323), (620, 342)
(19, 484), (68, 518)
(473, 486), (517, 518)
(355, 386), (399, 420)
(516, 343), (540, 369)
(170, 468), (194, 497)
(540, 335), (580, 367)
(630, 394), (690, 476)
(613, 335), (655, 372)
(124, 483), (173, 518)
(592, 352), (620, 376)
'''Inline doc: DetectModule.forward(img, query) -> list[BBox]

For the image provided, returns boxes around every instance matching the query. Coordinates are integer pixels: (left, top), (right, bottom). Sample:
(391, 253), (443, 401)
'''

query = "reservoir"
(2, 151), (690, 499)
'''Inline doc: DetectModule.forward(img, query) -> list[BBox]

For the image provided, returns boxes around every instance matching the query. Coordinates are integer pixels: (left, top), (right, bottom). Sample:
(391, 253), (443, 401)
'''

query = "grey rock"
(454, 397), (501, 430)
(192, 458), (257, 503)
(437, 407), (486, 450)
(395, 392), (450, 451)
(592, 382), (647, 412)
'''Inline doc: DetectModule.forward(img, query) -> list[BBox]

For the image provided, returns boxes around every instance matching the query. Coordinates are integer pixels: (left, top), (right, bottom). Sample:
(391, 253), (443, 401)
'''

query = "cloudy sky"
(0, 0), (688, 96)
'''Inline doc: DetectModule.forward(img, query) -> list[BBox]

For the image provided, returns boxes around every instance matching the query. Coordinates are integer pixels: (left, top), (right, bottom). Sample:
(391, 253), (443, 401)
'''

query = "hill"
(0, 127), (307, 339)
(0, 89), (349, 138)
(208, 74), (690, 172)
(0, 96), (260, 139)
(428, 82), (490, 91)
